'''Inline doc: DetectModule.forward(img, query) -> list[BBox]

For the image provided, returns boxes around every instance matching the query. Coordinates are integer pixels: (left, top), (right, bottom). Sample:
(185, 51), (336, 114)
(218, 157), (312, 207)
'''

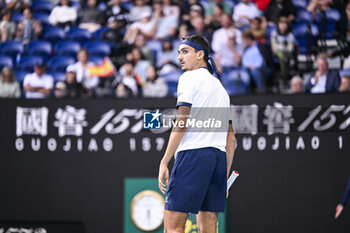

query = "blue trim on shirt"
(341, 177), (350, 206)
(177, 102), (192, 108)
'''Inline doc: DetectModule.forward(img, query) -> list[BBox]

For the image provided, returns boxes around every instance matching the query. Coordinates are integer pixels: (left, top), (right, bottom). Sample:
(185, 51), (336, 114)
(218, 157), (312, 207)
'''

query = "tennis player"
(158, 35), (236, 233)
(335, 176), (350, 219)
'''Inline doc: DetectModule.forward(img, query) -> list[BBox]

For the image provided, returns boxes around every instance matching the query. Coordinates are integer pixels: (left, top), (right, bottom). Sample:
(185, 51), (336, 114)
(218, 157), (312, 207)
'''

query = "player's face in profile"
(177, 44), (200, 71)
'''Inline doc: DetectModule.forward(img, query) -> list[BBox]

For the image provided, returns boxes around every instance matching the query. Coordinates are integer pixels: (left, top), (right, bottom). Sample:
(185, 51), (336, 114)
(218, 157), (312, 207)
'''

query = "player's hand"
(158, 163), (169, 194)
(335, 204), (344, 219)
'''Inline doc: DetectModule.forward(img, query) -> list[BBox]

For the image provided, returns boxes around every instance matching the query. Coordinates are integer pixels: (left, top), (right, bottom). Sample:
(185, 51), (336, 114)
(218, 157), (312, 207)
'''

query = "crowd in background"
(0, 0), (350, 99)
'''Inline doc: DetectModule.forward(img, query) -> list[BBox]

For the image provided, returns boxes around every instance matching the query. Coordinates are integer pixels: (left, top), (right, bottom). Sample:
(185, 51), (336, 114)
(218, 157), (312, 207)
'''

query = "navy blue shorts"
(164, 147), (227, 214)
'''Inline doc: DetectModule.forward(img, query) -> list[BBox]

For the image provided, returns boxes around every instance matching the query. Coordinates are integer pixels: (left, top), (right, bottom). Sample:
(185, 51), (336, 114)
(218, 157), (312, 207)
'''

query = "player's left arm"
(158, 105), (190, 194)
(225, 123), (236, 178)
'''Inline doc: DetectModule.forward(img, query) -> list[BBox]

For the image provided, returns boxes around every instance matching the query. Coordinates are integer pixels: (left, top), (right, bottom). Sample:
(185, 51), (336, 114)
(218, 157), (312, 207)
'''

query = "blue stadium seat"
(221, 69), (250, 95)
(0, 55), (13, 69)
(0, 41), (24, 64)
(47, 56), (76, 72)
(18, 55), (44, 72)
(89, 56), (103, 64)
(54, 41), (81, 57)
(11, 12), (24, 23)
(293, 23), (319, 54)
(15, 70), (30, 83)
(93, 27), (109, 40)
(316, 9), (341, 39)
(26, 40), (52, 58)
(43, 27), (66, 42)
(121, 1), (134, 10)
(31, 0), (54, 14)
(165, 80), (178, 97)
(292, 0), (308, 8)
(160, 70), (182, 82)
(47, 71), (66, 82)
(33, 12), (50, 25)
(67, 27), (92, 42)
(84, 41), (111, 57)
(295, 10), (313, 24)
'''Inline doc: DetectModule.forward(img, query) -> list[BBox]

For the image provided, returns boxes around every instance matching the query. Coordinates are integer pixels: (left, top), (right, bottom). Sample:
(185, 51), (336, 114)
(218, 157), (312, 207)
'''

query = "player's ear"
(198, 50), (204, 61)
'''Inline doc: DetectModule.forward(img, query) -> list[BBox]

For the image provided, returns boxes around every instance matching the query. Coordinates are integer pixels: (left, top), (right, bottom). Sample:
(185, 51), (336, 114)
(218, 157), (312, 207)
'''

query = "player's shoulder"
(179, 69), (207, 81)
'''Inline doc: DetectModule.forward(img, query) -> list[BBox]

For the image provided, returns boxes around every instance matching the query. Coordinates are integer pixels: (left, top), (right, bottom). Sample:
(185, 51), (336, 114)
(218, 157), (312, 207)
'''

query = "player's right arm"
(225, 123), (236, 178)
(158, 105), (190, 194)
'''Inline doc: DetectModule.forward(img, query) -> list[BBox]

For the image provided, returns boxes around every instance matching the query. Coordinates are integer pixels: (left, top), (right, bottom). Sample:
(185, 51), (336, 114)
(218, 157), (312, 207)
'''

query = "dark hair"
(182, 34), (210, 62)
(242, 29), (255, 41)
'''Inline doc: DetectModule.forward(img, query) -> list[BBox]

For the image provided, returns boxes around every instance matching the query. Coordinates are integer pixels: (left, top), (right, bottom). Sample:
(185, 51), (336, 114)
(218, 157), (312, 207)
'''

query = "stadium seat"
(0, 41), (24, 64)
(54, 41), (81, 57)
(0, 55), (13, 69)
(121, 1), (134, 10)
(31, 0), (54, 14)
(292, 0), (308, 8)
(15, 70), (30, 83)
(221, 69), (250, 95)
(26, 40), (52, 58)
(293, 23), (319, 54)
(84, 41), (111, 57)
(295, 9), (313, 24)
(93, 27), (110, 40)
(47, 56), (76, 72)
(316, 9), (341, 39)
(47, 71), (66, 82)
(11, 12), (24, 23)
(89, 56), (103, 64)
(33, 12), (50, 25)
(67, 27), (92, 42)
(160, 70), (182, 82)
(18, 55), (44, 72)
(165, 80), (178, 97)
(43, 27), (66, 42)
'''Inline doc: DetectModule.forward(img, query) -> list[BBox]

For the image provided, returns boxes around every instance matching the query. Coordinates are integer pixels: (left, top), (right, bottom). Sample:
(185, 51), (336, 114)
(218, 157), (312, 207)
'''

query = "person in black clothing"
(64, 70), (84, 98)
(265, 0), (296, 24)
(105, 0), (129, 28)
(79, 0), (105, 32)
(335, 177), (350, 219)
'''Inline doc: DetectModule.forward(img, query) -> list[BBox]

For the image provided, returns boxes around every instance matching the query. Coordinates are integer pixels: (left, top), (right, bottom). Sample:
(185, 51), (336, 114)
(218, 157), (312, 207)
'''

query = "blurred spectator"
(270, 17), (297, 83)
(5, 0), (29, 12)
(242, 29), (266, 93)
(130, 46), (152, 82)
(162, 0), (180, 21)
(118, 62), (138, 96)
(14, 21), (25, 41)
(265, 0), (296, 24)
(250, 17), (267, 43)
(23, 61), (54, 98)
(66, 49), (99, 97)
(0, 10), (16, 42)
(134, 33), (154, 64)
(251, 0), (272, 11)
(205, 0), (232, 22)
(123, 10), (154, 43)
(49, 0), (78, 29)
(115, 82), (133, 98)
(188, 15), (212, 45)
(54, 81), (67, 98)
(129, 0), (152, 22)
(233, 0), (261, 28)
(206, 2), (225, 31)
(143, 65), (168, 97)
(150, 0), (178, 40)
(64, 70), (84, 98)
(21, 7), (33, 44)
(307, 0), (332, 17)
(290, 75), (304, 94)
(339, 76), (350, 92)
(102, 15), (125, 43)
(79, 0), (104, 32)
(212, 13), (243, 55)
(105, 0), (129, 28)
(305, 55), (340, 93)
(181, 1), (205, 23)
(178, 23), (189, 40)
(214, 26), (243, 74)
(0, 66), (21, 98)
(156, 38), (179, 74)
